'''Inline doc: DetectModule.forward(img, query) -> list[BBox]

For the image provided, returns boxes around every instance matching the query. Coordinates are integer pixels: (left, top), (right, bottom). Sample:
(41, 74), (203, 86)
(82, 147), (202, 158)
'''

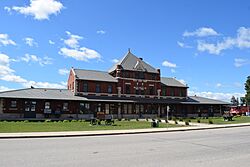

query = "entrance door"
(24, 101), (36, 118)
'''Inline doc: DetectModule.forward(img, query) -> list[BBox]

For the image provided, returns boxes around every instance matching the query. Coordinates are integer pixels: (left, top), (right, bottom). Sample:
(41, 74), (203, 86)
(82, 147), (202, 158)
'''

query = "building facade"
(0, 50), (228, 120)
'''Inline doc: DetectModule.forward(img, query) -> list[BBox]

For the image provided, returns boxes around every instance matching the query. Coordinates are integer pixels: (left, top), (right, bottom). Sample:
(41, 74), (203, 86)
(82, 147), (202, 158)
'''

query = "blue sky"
(0, 0), (250, 101)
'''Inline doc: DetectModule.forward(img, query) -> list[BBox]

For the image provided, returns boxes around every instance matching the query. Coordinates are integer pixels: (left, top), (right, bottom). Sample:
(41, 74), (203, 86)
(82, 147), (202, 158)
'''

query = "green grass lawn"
(0, 120), (180, 133)
(195, 116), (250, 124)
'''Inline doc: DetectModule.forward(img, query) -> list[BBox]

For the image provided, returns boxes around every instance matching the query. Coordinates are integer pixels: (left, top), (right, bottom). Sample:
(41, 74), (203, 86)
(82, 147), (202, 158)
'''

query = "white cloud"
(10, 0), (63, 20)
(177, 41), (192, 48)
(97, 30), (106, 34)
(23, 81), (66, 89)
(183, 27), (219, 37)
(58, 68), (69, 75)
(59, 47), (101, 61)
(20, 54), (53, 66)
(4, 7), (11, 13)
(24, 37), (38, 47)
(111, 59), (119, 63)
(64, 31), (83, 49)
(234, 58), (250, 67)
(49, 40), (55, 45)
(216, 83), (222, 88)
(197, 27), (250, 55)
(0, 33), (16, 46)
(0, 86), (11, 92)
(0, 53), (27, 83)
(197, 38), (235, 55)
(188, 90), (244, 102)
(162, 60), (177, 68)
(0, 53), (66, 89)
(171, 69), (176, 73)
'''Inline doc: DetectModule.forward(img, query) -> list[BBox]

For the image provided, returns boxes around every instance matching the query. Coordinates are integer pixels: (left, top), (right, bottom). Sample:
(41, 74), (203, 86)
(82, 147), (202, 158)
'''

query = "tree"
(240, 97), (246, 106)
(245, 76), (250, 105)
(231, 96), (238, 106)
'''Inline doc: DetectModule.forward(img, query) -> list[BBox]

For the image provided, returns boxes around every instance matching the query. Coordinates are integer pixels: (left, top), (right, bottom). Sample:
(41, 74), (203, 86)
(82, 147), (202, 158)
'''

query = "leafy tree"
(240, 97), (246, 106)
(231, 96), (238, 106)
(245, 76), (250, 105)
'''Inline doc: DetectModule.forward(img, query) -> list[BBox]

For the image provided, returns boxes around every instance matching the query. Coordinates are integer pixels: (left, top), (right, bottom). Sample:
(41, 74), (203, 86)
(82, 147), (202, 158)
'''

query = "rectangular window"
(162, 87), (166, 96)
(135, 89), (139, 95)
(83, 82), (88, 92)
(80, 103), (90, 114)
(125, 84), (131, 94)
(151, 74), (156, 80)
(123, 104), (128, 114)
(63, 102), (68, 110)
(108, 85), (112, 93)
(96, 84), (101, 93)
(45, 102), (50, 109)
(105, 104), (109, 114)
(128, 104), (132, 114)
(30, 101), (36, 112)
(170, 88), (174, 96)
(149, 86), (154, 95)
(10, 100), (17, 108)
(141, 89), (144, 95)
(25, 101), (30, 112)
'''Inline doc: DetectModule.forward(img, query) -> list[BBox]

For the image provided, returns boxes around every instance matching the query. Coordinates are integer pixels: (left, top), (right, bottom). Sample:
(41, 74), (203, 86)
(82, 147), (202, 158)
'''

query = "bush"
(24, 120), (29, 123)
(208, 119), (213, 124)
(146, 118), (148, 121)
(45, 119), (51, 123)
(185, 121), (189, 125)
(63, 120), (69, 123)
(175, 120), (178, 124)
(197, 119), (200, 123)
(71, 120), (77, 122)
(165, 119), (168, 123)
(136, 118), (139, 121)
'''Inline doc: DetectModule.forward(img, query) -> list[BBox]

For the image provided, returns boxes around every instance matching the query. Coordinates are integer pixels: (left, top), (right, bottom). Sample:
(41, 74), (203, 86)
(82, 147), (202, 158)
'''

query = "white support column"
(0, 99), (3, 114)
(157, 89), (161, 99)
(118, 103), (121, 119)
(158, 105), (161, 117)
(117, 87), (121, 97)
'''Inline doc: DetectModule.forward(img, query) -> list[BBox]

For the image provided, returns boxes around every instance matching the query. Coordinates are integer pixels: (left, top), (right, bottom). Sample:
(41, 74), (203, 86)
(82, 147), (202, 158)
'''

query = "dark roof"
(181, 96), (229, 105)
(161, 77), (188, 88)
(0, 88), (87, 101)
(73, 69), (118, 82)
(84, 95), (185, 104)
(108, 51), (159, 73)
(0, 88), (228, 105)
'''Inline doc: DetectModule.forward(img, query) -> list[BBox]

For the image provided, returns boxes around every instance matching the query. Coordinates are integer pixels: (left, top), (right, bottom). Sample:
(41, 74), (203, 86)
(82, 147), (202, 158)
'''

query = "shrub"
(63, 120), (69, 123)
(45, 119), (51, 123)
(165, 119), (168, 123)
(24, 120), (29, 123)
(197, 119), (201, 123)
(208, 119), (213, 124)
(136, 118), (139, 121)
(185, 121), (189, 125)
(71, 120), (77, 122)
(179, 118), (183, 122)
(146, 118), (148, 121)
(175, 120), (178, 124)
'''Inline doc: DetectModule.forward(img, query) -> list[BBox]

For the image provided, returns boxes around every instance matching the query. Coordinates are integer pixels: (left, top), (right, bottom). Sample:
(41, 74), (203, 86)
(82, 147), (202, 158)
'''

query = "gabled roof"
(161, 77), (188, 88)
(108, 51), (159, 73)
(0, 88), (87, 101)
(73, 69), (118, 82)
(182, 96), (229, 105)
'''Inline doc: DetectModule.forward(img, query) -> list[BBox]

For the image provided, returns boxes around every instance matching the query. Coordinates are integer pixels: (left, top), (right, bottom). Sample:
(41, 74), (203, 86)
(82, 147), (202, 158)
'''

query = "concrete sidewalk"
(1, 122), (250, 139)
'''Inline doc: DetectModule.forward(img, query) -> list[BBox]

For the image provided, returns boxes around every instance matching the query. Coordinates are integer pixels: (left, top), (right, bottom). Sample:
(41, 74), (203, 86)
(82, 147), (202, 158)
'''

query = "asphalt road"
(1, 127), (250, 167)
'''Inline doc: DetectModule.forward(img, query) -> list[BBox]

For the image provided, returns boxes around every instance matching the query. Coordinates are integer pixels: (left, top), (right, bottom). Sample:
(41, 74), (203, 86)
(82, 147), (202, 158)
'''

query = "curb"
(1, 123), (250, 139)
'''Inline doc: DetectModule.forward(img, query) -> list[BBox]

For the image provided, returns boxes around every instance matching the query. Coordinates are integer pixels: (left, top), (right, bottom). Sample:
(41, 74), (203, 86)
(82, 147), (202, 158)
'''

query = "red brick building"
(0, 50), (228, 120)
